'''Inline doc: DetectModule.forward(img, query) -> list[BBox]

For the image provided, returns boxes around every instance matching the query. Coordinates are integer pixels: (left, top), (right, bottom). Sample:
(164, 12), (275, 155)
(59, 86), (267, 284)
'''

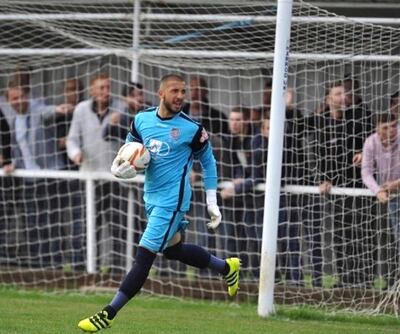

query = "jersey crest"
(170, 127), (181, 140)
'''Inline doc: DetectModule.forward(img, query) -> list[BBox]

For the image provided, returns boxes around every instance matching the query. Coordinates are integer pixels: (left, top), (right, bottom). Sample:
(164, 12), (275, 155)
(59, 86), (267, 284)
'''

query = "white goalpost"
(258, 0), (293, 317)
(1, 0), (400, 316)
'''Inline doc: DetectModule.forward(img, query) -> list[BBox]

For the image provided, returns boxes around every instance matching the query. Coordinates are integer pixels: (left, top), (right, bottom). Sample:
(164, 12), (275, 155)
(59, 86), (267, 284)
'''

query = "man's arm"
(192, 127), (217, 190)
(191, 126), (220, 229)
(66, 106), (83, 166)
(361, 135), (380, 195)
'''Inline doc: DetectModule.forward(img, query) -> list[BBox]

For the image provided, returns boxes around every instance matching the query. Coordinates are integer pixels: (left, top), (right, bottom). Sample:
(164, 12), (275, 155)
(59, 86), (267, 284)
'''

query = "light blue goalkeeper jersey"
(126, 106), (217, 212)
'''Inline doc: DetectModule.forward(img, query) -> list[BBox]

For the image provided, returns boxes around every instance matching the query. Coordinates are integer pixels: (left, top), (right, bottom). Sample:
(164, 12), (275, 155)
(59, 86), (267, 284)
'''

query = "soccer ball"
(117, 142), (151, 170)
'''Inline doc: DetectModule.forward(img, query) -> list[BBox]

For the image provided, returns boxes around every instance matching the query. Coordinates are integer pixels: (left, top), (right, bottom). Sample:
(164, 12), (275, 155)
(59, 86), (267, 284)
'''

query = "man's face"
(343, 80), (362, 107)
(229, 111), (244, 135)
(7, 87), (28, 114)
(189, 78), (207, 103)
(125, 88), (145, 113)
(64, 80), (80, 106)
(250, 108), (261, 122)
(377, 120), (398, 146)
(327, 86), (345, 110)
(263, 88), (272, 108)
(261, 118), (270, 138)
(390, 97), (400, 118)
(159, 79), (186, 114)
(90, 78), (110, 105)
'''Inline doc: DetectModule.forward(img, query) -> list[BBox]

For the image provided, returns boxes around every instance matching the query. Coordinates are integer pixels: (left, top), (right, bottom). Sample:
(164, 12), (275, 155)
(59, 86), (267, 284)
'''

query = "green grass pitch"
(0, 288), (399, 334)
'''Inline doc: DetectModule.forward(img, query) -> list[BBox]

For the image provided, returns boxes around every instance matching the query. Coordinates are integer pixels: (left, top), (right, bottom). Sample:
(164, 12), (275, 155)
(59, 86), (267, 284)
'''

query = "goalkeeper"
(78, 74), (240, 333)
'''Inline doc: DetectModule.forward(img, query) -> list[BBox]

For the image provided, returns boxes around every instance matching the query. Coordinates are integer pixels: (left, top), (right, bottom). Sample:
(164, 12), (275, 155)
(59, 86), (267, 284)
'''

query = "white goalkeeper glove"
(206, 189), (222, 230)
(111, 156), (137, 179)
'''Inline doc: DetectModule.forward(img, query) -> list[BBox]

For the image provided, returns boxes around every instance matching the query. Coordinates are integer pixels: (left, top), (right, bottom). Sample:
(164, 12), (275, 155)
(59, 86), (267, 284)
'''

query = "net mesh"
(0, 0), (400, 315)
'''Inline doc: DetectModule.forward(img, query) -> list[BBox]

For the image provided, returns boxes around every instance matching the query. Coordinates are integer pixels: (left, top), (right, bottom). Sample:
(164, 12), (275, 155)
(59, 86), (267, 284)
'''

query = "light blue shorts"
(139, 204), (189, 253)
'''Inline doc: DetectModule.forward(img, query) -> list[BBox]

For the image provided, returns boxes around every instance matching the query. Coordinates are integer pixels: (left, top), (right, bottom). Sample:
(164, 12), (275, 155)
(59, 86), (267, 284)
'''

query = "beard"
(164, 100), (181, 114)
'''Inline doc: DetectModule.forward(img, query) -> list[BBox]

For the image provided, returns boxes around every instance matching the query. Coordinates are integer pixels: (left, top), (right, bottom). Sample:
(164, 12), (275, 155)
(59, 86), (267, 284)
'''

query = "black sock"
(103, 246), (156, 319)
(103, 305), (117, 320)
(208, 254), (228, 275)
(164, 242), (210, 269)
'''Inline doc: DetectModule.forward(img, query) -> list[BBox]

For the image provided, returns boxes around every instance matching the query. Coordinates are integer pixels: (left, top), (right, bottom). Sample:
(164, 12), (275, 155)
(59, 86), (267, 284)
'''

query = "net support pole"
(131, 0), (141, 82)
(85, 179), (97, 274)
(258, 0), (293, 317)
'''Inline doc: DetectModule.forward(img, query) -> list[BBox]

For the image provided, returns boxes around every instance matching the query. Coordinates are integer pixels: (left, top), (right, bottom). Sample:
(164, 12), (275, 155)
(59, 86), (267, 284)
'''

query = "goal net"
(0, 0), (400, 315)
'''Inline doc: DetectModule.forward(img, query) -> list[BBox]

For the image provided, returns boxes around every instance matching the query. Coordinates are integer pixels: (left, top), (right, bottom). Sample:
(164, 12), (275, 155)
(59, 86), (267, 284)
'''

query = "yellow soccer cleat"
(78, 310), (114, 332)
(224, 257), (241, 297)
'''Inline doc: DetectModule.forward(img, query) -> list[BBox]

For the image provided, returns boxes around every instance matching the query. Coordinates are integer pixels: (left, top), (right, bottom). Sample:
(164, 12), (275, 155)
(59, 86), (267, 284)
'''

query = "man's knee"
(163, 242), (183, 260)
(135, 246), (157, 268)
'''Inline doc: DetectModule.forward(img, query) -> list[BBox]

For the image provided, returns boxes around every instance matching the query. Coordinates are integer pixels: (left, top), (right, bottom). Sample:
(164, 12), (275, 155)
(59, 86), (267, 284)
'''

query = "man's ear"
(158, 89), (164, 101)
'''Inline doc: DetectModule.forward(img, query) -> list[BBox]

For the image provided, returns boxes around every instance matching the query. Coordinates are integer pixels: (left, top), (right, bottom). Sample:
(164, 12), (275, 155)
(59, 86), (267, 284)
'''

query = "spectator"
(67, 73), (122, 171)
(182, 76), (229, 135)
(305, 82), (346, 286)
(66, 73), (127, 271)
(2, 81), (73, 267)
(252, 79), (272, 130)
(305, 80), (367, 286)
(122, 81), (146, 114)
(219, 106), (255, 276)
(305, 82), (340, 284)
(362, 112), (400, 284)
(103, 81), (147, 144)
(3, 80), (72, 169)
(1, 65), (47, 108)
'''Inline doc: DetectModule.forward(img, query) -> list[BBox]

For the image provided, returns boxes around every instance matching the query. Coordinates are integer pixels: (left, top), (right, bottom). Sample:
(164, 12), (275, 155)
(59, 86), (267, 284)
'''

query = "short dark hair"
(65, 78), (84, 102)
(7, 77), (30, 95)
(160, 74), (185, 88)
(374, 112), (397, 126)
(324, 80), (343, 97)
(89, 73), (109, 86)
(230, 106), (251, 121)
(343, 74), (360, 92)
(121, 81), (143, 97)
(8, 65), (32, 93)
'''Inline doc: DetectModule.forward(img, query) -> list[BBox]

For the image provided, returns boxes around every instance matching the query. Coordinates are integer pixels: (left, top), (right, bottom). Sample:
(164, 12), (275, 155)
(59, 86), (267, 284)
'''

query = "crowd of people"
(0, 68), (399, 288)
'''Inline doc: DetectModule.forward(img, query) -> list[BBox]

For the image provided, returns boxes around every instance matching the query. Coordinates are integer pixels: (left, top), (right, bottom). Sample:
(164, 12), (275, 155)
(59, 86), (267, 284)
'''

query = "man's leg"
(78, 246), (156, 332)
(78, 205), (174, 332)
(163, 233), (241, 297)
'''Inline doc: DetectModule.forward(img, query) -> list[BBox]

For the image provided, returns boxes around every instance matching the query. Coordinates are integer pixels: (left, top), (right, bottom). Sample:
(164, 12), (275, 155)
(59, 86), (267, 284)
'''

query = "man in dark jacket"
(182, 76), (229, 135)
